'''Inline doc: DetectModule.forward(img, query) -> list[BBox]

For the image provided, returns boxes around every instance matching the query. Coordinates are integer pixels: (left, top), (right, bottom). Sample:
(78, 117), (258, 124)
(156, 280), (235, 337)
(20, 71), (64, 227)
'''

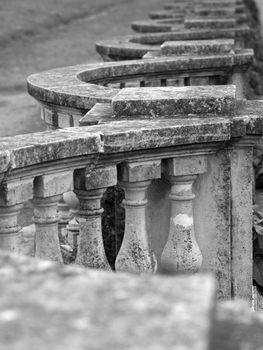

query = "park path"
(0, 0), (162, 136)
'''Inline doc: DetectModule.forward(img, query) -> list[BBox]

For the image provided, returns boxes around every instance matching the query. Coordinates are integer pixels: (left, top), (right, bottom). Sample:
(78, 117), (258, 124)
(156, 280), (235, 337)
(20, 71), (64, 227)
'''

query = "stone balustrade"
(95, 0), (250, 60)
(141, 0), (247, 32)
(1, 251), (263, 350)
(95, 26), (250, 61)
(2, 84), (263, 302)
(27, 52), (253, 130)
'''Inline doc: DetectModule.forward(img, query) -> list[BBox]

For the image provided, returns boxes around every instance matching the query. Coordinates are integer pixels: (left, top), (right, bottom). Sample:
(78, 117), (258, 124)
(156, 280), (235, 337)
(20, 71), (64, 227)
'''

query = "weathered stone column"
(33, 171), (73, 263)
(161, 156), (207, 273)
(115, 160), (161, 274)
(74, 165), (117, 270)
(0, 178), (33, 252)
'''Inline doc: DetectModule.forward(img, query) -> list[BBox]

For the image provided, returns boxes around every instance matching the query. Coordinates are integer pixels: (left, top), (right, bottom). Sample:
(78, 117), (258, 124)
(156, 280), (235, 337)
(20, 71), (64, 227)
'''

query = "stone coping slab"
(184, 18), (237, 30)
(148, 9), (246, 24)
(164, 0), (238, 10)
(112, 85), (236, 118)
(132, 17), (237, 34)
(27, 50), (253, 110)
(95, 26), (250, 60)
(149, 10), (186, 20)
(0, 117), (231, 172)
(131, 20), (184, 33)
(161, 39), (234, 56)
(0, 252), (215, 350)
(149, 7), (239, 20)
(1, 98), (263, 173)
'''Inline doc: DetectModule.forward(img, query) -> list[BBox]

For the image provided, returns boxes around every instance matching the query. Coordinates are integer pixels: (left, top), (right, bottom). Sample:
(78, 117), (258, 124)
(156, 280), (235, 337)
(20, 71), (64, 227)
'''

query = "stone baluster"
(74, 165), (117, 270)
(161, 156), (207, 273)
(33, 171), (73, 263)
(115, 160), (161, 274)
(0, 178), (33, 252)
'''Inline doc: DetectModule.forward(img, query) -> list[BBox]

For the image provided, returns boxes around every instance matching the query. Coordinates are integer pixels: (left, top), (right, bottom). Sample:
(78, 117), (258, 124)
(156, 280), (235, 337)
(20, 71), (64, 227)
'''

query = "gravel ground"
(0, 0), (162, 136)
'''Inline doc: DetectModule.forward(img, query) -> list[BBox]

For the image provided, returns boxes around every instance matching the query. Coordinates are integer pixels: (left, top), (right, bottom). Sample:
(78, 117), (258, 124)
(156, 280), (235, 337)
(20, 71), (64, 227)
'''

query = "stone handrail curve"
(95, 26), (250, 60)
(27, 50), (253, 112)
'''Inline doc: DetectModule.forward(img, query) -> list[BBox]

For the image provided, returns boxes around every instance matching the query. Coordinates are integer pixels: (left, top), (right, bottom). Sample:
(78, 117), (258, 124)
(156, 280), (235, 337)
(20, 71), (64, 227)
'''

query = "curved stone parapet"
(27, 46), (253, 128)
(131, 16), (247, 34)
(95, 25), (250, 60)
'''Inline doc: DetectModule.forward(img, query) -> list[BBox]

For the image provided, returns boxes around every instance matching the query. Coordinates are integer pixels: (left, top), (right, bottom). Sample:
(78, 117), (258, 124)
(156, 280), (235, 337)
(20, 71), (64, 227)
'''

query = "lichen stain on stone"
(116, 240), (157, 274)
(162, 222), (202, 273)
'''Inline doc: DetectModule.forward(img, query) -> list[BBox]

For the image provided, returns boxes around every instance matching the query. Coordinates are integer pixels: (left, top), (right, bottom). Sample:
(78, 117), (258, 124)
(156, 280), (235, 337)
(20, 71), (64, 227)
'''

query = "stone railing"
(27, 50), (253, 130)
(1, 251), (263, 349)
(2, 84), (263, 302)
(95, 0), (250, 60)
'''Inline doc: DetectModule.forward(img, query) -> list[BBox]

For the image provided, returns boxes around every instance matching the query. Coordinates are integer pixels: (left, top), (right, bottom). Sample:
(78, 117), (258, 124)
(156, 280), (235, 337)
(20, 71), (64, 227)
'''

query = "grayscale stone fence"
(96, 0), (251, 61)
(0, 0), (262, 317)
(1, 84), (263, 302)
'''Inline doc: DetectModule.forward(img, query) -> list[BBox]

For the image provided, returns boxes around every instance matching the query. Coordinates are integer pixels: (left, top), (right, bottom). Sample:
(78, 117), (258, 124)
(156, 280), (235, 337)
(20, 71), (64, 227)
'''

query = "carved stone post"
(0, 178), (33, 252)
(74, 165), (117, 270)
(161, 156), (207, 273)
(115, 160), (161, 274)
(33, 171), (73, 263)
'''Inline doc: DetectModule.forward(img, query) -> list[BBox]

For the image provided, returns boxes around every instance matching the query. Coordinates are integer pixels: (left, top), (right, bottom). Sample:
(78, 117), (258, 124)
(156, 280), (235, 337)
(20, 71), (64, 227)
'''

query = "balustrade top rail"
(27, 50), (253, 116)
(95, 0), (249, 61)
(95, 25), (250, 60)
(1, 86), (263, 182)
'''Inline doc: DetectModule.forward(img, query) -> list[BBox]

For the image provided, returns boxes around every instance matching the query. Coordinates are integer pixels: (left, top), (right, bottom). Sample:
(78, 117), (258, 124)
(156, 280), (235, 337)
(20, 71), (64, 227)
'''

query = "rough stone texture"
(115, 179), (158, 274)
(184, 18), (237, 30)
(79, 103), (113, 126)
(95, 25), (249, 60)
(33, 194), (63, 263)
(120, 160), (161, 182)
(26, 47), (253, 128)
(149, 10), (185, 20)
(92, 118), (231, 153)
(112, 86), (236, 118)
(0, 252), (216, 350)
(0, 117), (231, 175)
(0, 95), (261, 177)
(34, 171), (73, 198)
(192, 7), (236, 17)
(74, 166), (117, 191)
(166, 155), (207, 177)
(131, 20), (183, 33)
(161, 39), (234, 56)
(0, 179), (33, 206)
(230, 145), (253, 300)
(161, 174), (203, 274)
(0, 128), (103, 170)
